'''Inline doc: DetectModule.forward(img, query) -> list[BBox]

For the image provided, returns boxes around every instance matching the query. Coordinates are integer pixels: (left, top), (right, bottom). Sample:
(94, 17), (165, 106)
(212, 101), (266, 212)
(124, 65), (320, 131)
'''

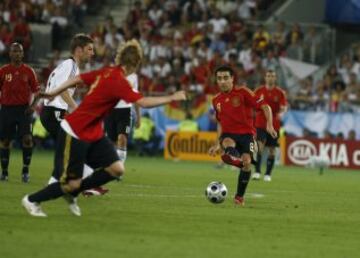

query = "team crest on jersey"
(273, 96), (279, 102)
(22, 74), (28, 82)
(231, 96), (241, 107)
(216, 102), (221, 112)
(5, 73), (12, 82)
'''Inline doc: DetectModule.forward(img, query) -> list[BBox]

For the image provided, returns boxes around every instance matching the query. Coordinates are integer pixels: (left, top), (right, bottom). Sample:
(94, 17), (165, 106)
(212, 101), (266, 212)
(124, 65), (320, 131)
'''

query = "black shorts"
(55, 128), (120, 182)
(220, 133), (256, 160)
(40, 106), (66, 140)
(104, 107), (132, 142)
(256, 128), (279, 147)
(0, 105), (32, 140)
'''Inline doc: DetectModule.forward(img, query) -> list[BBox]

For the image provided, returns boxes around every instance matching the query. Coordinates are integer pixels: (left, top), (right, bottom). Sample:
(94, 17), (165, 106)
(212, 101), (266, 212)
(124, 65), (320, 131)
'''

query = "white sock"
(48, 176), (58, 185)
(82, 164), (94, 179)
(117, 149), (127, 162)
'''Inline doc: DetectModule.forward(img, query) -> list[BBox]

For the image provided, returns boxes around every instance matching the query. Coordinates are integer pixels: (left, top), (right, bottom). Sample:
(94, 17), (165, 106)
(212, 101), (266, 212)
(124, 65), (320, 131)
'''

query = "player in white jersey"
(40, 34), (94, 182)
(39, 34), (94, 215)
(83, 73), (140, 196)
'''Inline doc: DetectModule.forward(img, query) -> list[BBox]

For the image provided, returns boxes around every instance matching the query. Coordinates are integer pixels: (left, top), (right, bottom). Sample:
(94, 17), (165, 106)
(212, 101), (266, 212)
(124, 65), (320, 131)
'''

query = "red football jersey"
(212, 86), (265, 135)
(254, 85), (287, 131)
(0, 64), (39, 105)
(65, 67), (143, 142)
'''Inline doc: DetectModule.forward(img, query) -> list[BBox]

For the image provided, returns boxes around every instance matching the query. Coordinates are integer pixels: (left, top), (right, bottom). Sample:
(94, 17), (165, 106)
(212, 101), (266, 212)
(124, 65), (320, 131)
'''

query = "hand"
(24, 106), (35, 115)
(171, 91), (187, 101)
(266, 124), (278, 139)
(208, 144), (221, 157)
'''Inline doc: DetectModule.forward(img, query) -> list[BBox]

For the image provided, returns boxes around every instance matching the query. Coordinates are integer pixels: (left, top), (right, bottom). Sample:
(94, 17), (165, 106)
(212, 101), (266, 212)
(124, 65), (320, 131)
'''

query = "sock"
(255, 153), (262, 173)
(265, 156), (275, 176)
(71, 170), (116, 196)
(117, 148), (127, 162)
(0, 148), (10, 174)
(236, 169), (251, 197)
(28, 182), (64, 203)
(22, 147), (33, 174)
(82, 164), (94, 178)
(224, 146), (239, 157)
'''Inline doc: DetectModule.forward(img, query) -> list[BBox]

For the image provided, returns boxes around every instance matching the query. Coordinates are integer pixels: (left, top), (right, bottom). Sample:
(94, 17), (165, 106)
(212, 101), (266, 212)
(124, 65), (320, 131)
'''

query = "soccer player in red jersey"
(208, 65), (277, 205)
(0, 43), (39, 183)
(253, 70), (288, 182)
(22, 39), (187, 217)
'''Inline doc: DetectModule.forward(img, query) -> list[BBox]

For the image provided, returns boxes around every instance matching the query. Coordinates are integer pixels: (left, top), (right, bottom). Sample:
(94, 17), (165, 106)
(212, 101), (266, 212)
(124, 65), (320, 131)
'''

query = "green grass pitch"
(1, 150), (360, 258)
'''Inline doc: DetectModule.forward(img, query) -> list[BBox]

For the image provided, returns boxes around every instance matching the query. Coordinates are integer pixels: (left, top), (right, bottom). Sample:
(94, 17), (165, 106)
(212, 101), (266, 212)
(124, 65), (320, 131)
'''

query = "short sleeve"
(28, 67), (40, 93)
(243, 88), (265, 109)
(279, 90), (287, 106)
(80, 69), (103, 87)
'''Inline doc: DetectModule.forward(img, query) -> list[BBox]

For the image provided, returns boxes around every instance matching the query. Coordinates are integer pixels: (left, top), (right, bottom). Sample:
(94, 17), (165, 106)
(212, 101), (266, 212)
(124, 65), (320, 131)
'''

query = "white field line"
(110, 192), (265, 199)
(123, 184), (335, 195)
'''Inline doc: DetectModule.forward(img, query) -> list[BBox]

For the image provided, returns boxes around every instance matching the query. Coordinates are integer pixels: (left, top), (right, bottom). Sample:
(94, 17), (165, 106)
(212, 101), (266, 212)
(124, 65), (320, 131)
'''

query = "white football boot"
(22, 195), (47, 217)
(263, 175), (272, 182)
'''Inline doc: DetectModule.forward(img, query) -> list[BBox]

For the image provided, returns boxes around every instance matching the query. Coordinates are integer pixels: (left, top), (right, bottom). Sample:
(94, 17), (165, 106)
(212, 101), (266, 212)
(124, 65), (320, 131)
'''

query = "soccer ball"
(205, 181), (228, 204)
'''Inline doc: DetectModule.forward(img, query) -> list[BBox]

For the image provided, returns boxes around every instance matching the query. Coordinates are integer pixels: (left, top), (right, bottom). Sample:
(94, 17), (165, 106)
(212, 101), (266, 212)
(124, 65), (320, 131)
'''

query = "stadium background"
(1, 1), (360, 258)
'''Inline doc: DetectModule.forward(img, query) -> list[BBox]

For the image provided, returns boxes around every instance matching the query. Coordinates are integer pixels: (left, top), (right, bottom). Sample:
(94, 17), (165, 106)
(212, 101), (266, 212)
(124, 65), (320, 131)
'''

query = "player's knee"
(117, 134), (127, 148)
(62, 179), (82, 192)
(22, 135), (33, 147)
(105, 161), (125, 178)
(242, 155), (252, 168)
(222, 137), (235, 148)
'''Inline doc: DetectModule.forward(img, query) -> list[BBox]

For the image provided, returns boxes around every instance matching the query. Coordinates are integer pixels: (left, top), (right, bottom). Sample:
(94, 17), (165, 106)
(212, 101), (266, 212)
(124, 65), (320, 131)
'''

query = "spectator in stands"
(348, 130), (356, 140)
(303, 25), (321, 63)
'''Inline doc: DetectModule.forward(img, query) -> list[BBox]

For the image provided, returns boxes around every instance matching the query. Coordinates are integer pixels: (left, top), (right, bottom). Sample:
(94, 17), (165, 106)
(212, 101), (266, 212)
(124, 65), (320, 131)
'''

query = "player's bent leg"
(235, 153), (252, 206)
(220, 137), (243, 168)
(105, 160), (125, 178)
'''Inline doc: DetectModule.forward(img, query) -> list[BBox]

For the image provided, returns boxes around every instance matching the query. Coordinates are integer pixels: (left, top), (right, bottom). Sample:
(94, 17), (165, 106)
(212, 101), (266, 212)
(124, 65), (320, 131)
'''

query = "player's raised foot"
(21, 195), (47, 217)
(221, 154), (243, 168)
(22, 173), (30, 183)
(0, 172), (8, 181)
(63, 194), (81, 216)
(263, 175), (272, 182)
(252, 172), (261, 180)
(234, 195), (245, 206)
(82, 187), (109, 197)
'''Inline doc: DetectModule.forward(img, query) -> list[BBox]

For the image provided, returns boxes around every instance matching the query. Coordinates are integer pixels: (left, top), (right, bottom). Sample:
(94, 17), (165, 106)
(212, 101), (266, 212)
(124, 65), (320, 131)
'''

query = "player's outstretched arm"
(261, 104), (277, 138)
(136, 91), (187, 108)
(39, 75), (82, 99)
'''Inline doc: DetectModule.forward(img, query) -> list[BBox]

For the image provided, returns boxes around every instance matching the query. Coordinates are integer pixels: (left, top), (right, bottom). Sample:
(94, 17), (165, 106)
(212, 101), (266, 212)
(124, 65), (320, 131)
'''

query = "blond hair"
(115, 39), (143, 70)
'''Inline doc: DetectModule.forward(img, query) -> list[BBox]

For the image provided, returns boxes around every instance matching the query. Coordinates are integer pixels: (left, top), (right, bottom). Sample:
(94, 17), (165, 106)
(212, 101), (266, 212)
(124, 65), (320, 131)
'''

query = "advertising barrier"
(164, 131), (219, 161)
(285, 136), (360, 169)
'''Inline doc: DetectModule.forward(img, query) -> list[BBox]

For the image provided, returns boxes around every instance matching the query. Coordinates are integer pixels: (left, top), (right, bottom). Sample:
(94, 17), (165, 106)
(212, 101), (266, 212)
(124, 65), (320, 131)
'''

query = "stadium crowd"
(2, 0), (360, 123)
(0, 0), (102, 59)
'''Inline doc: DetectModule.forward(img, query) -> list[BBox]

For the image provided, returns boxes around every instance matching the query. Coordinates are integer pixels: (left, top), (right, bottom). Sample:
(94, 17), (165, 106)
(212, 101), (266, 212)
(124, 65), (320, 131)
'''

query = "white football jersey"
(115, 73), (139, 109)
(44, 58), (79, 110)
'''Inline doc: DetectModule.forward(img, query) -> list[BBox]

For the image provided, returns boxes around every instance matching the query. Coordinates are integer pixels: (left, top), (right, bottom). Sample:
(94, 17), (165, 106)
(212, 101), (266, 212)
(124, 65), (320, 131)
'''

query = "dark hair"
(70, 34), (93, 54)
(215, 65), (234, 77)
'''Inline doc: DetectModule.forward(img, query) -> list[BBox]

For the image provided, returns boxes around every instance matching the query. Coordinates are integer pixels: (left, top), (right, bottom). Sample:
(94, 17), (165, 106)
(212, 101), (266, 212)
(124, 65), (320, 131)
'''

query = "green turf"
(1, 150), (360, 258)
